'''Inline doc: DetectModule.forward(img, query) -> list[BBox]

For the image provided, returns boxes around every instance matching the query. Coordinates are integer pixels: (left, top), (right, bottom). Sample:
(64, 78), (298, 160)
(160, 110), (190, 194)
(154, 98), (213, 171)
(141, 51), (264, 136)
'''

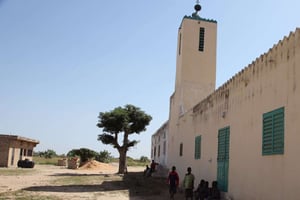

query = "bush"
(126, 156), (148, 166)
(36, 149), (57, 159)
(139, 156), (149, 162)
(33, 156), (60, 165)
(67, 148), (98, 162)
(95, 150), (113, 163)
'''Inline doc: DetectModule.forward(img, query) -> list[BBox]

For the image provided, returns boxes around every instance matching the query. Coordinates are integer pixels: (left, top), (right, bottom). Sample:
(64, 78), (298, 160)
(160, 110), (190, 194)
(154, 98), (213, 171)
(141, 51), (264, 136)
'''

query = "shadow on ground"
(23, 182), (125, 193)
(49, 172), (115, 177)
(22, 171), (181, 199)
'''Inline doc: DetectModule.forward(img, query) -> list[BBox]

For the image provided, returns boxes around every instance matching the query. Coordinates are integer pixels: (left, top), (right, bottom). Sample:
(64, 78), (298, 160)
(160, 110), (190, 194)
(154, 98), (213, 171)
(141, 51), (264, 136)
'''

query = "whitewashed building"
(152, 2), (300, 200)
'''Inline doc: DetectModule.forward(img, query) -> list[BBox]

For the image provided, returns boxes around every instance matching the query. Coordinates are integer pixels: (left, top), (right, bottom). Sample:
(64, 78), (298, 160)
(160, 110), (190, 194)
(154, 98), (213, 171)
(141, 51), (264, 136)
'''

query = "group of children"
(167, 166), (220, 200)
(194, 179), (220, 200)
(145, 161), (220, 199)
(143, 160), (159, 177)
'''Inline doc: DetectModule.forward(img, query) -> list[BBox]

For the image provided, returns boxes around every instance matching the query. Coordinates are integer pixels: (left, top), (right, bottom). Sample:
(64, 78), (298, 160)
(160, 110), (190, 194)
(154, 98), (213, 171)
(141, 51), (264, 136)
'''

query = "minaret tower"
(172, 0), (217, 117)
(166, 0), (217, 172)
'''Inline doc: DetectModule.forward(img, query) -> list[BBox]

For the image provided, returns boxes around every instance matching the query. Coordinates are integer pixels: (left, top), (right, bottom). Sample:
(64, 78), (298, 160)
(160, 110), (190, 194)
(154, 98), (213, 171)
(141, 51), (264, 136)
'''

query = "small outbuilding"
(0, 134), (39, 167)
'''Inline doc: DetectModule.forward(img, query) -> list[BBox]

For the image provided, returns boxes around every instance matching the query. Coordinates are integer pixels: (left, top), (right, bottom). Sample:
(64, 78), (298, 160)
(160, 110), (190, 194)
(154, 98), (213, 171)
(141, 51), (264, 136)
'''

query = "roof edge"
(0, 134), (40, 144)
(183, 15), (217, 23)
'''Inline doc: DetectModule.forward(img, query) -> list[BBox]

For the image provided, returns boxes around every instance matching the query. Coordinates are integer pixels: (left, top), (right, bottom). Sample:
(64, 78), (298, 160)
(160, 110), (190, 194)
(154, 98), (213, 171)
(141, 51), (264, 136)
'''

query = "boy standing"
(183, 167), (195, 200)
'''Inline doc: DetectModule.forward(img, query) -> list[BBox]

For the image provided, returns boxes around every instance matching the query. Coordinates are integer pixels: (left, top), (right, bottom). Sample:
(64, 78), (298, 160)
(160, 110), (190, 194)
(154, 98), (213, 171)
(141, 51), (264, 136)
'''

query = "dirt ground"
(0, 162), (185, 200)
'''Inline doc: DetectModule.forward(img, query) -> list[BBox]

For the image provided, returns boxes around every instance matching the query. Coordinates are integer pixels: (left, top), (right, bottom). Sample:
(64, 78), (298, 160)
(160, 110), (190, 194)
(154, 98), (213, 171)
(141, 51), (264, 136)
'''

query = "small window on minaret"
(179, 33), (182, 55)
(199, 27), (205, 51)
(179, 104), (184, 116)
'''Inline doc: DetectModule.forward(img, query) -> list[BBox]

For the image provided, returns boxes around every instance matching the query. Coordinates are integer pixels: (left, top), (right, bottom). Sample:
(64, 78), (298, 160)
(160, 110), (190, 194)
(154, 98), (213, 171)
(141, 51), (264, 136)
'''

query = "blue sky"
(0, 0), (299, 159)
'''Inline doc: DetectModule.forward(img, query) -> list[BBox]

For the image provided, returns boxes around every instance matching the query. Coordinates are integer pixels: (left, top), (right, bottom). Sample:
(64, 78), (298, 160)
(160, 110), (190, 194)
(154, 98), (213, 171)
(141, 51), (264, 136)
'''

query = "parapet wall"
(193, 28), (300, 118)
(189, 27), (300, 200)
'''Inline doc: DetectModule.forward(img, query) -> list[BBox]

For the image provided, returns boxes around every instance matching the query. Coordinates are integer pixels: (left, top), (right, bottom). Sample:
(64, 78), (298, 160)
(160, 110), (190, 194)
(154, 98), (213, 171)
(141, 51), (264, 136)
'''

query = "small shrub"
(67, 148), (98, 163)
(139, 156), (149, 163)
(95, 150), (113, 163)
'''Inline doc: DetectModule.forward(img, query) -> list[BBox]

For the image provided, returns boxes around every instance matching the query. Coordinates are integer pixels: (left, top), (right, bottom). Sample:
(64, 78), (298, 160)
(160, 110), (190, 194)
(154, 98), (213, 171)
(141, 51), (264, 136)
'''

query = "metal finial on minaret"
(194, 0), (201, 14)
(192, 0), (201, 18)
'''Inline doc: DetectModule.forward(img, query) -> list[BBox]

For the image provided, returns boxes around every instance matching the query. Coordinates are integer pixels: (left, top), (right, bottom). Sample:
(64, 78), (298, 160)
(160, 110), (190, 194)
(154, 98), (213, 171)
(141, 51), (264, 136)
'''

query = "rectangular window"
(179, 143), (183, 156)
(194, 135), (201, 159)
(11, 148), (15, 166)
(158, 145), (160, 157)
(163, 141), (166, 155)
(151, 148), (153, 158)
(179, 33), (182, 55)
(27, 149), (33, 157)
(199, 27), (205, 51)
(19, 148), (23, 160)
(262, 107), (285, 155)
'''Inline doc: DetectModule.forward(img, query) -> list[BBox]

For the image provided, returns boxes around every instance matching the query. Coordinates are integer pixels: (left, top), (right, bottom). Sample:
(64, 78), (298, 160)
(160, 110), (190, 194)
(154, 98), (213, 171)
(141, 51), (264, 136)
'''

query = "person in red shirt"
(150, 160), (159, 173)
(167, 166), (180, 200)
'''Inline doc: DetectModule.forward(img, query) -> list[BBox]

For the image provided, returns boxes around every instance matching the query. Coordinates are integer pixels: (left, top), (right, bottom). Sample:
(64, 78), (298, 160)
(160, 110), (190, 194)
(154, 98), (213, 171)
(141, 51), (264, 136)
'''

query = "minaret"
(166, 0), (217, 172)
(172, 1), (217, 117)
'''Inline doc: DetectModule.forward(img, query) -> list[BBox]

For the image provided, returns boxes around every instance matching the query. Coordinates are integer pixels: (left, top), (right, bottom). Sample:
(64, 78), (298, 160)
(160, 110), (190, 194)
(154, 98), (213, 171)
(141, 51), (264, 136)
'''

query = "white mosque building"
(152, 2), (300, 200)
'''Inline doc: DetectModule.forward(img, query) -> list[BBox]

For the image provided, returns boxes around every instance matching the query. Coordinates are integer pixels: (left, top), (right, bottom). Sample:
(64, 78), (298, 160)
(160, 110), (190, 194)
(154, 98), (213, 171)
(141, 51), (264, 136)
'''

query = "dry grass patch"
(0, 168), (36, 176)
(0, 190), (62, 200)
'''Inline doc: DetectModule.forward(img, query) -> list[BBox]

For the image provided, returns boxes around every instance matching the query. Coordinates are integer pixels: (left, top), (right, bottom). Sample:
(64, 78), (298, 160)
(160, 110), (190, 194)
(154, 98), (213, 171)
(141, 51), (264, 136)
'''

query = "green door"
(217, 127), (230, 192)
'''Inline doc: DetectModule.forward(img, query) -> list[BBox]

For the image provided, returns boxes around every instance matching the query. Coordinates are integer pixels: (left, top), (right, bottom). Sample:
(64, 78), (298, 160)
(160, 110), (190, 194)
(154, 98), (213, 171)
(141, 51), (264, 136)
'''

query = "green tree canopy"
(67, 148), (98, 163)
(139, 156), (149, 163)
(95, 150), (113, 163)
(38, 149), (57, 159)
(97, 104), (152, 174)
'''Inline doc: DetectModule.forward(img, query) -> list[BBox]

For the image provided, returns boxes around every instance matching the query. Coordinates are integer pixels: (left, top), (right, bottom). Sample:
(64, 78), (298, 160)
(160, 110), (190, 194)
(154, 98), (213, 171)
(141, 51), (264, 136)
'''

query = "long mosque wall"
(173, 28), (300, 200)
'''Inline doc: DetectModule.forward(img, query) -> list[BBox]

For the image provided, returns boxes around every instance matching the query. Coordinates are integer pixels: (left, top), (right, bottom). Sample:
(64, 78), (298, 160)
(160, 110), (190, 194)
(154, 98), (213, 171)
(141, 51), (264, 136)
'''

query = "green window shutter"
(273, 109), (284, 153)
(217, 132), (226, 161)
(225, 129), (230, 160)
(218, 127), (230, 161)
(262, 107), (284, 155)
(262, 115), (273, 155)
(194, 135), (201, 159)
(217, 126), (230, 192)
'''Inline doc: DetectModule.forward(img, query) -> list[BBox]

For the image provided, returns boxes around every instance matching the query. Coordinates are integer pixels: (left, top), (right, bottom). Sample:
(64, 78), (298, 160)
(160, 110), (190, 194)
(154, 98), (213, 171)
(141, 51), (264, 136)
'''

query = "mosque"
(151, 1), (300, 199)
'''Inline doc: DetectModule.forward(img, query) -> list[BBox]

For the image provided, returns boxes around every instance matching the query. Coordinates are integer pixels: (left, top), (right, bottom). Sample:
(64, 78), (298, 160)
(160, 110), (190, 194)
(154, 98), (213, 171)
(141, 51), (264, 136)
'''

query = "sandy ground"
(0, 162), (184, 200)
(0, 163), (124, 192)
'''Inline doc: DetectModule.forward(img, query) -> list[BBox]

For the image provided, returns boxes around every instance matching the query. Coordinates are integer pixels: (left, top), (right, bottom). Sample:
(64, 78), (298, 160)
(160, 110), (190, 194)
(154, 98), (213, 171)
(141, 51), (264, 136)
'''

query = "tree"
(41, 149), (56, 159)
(97, 104), (152, 174)
(95, 150), (113, 163)
(139, 156), (149, 163)
(67, 148), (98, 163)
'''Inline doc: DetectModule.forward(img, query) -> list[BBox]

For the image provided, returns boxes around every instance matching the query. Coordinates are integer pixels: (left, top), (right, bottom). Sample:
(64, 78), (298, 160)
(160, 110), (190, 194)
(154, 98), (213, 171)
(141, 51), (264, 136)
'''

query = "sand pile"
(77, 160), (116, 171)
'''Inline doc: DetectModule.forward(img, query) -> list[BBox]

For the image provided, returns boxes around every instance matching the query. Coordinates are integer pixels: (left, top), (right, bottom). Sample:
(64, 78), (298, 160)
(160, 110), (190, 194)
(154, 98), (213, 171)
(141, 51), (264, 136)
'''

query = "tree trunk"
(118, 148), (127, 174)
